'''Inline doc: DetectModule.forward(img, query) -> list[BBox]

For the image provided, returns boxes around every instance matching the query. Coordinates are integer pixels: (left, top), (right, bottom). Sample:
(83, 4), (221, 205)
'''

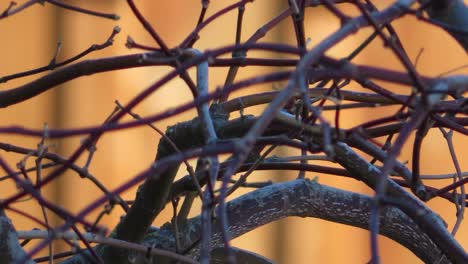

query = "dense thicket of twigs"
(0, 0), (467, 263)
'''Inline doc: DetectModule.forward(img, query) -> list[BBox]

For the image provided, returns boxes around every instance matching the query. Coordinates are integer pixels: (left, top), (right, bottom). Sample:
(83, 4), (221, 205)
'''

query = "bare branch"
(0, 209), (35, 264)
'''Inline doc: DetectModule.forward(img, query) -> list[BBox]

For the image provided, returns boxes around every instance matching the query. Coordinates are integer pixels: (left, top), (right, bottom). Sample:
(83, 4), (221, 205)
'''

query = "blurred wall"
(0, 0), (467, 263)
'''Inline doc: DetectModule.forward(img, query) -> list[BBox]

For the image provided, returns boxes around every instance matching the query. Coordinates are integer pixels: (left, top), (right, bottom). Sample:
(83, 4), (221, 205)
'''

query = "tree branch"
(422, 0), (468, 51)
(0, 209), (35, 264)
(66, 179), (450, 264)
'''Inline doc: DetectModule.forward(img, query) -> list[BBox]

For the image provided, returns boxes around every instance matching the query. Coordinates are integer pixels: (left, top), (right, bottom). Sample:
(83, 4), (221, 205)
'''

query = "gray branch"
(422, 0), (468, 51)
(65, 179), (450, 264)
(0, 209), (35, 264)
(137, 179), (451, 264)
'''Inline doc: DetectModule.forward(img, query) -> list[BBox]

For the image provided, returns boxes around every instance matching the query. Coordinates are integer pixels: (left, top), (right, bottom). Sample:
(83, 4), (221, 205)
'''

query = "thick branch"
(0, 209), (35, 264)
(66, 179), (449, 264)
(332, 142), (466, 263)
(98, 109), (230, 263)
(422, 0), (468, 51)
(145, 179), (449, 263)
(162, 113), (467, 262)
(0, 52), (174, 108)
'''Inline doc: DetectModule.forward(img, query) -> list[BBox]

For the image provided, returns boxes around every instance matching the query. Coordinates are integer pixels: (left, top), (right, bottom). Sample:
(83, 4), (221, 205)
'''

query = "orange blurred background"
(0, 0), (467, 263)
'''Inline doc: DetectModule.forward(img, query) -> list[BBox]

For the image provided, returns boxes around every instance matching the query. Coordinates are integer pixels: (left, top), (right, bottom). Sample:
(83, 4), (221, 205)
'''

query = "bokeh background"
(0, 0), (467, 263)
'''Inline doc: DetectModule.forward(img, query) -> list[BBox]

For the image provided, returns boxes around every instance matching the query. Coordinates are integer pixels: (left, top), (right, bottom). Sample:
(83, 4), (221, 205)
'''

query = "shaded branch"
(65, 179), (450, 264)
(421, 0), (468, 51)
(0, 209), (35, 264)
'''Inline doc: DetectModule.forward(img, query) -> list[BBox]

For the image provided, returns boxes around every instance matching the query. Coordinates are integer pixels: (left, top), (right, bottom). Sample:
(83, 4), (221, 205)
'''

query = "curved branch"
(0, 52), (175, 108)
(148, 180), (450, 263)
(65, 179), (450, 264)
